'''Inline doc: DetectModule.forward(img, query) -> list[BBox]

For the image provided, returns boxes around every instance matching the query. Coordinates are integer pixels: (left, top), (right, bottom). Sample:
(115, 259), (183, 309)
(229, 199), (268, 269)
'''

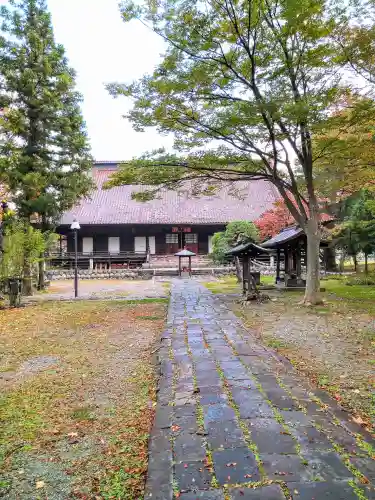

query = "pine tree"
(0, 0), (93, 293)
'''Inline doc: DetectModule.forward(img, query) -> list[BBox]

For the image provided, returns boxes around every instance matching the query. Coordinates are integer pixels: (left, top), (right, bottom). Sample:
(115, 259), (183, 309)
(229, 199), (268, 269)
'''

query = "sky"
(45, 0), (173, 161)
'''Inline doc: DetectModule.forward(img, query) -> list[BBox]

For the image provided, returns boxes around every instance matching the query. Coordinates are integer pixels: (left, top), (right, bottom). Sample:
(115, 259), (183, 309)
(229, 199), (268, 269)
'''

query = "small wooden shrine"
(262, 226), (328, 287)
(175, 248), (196, 277)
(227, 242), (270, 296)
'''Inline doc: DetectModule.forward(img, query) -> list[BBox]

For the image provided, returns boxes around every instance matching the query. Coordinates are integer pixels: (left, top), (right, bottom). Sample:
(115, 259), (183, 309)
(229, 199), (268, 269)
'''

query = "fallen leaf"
(226, 462), (237, 467)
(171, 425), (181, 432)
(244, 474), (252, 478)
(67, 432), (78, 438)
(36, 481), (45, 489)
(353, 415), (365, 426)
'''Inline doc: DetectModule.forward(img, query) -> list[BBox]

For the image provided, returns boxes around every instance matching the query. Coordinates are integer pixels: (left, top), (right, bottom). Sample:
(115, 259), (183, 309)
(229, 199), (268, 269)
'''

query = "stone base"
(46, 267), (236, 281)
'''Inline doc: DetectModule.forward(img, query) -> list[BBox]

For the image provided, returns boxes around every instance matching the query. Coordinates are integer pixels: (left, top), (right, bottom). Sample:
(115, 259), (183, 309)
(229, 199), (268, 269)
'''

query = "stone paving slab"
(212, 447), (260, 485)
(245, 417), (298, 454)
(287, 481), (359, 499)
(179, 491), (225, 499)
(205, 420), (247, 450)
(229, 484), (286, 499)
(144, 279), (375, 499)
(175, 460), (213, 490)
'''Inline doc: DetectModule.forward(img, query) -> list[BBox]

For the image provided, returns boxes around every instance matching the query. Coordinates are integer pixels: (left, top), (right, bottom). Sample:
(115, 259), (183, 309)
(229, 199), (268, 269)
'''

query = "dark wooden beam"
(276, 248), (281, 283)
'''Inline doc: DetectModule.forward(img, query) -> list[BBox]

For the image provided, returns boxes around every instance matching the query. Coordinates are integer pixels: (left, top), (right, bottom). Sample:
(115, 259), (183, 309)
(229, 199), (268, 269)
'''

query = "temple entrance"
(166, 228), (199, 254)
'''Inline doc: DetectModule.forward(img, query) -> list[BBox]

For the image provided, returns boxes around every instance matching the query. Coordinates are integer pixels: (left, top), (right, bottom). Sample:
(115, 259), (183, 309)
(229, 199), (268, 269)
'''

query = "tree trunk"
(23, 245), (33, 296)
(303, 220), (322, 305)
(234, 256), (242, 283)
(246, 272), (260, 300)
(339, 251), (346, 272)
(22, 261), (33, 296)
(323, 246), (338, 272)
(364, 253), (368, 274)
(38, 255), (45, 290)
(353, 254), (358, 273)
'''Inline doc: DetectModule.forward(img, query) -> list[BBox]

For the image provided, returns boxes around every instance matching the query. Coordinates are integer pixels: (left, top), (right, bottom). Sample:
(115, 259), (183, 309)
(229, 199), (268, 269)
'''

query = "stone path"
(145, 280), (375, 499)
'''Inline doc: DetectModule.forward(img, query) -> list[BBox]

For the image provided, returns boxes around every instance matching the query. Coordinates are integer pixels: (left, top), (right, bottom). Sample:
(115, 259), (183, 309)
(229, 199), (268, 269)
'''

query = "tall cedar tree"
(0, 0), (93, 292)
(107, 0), (375, 305)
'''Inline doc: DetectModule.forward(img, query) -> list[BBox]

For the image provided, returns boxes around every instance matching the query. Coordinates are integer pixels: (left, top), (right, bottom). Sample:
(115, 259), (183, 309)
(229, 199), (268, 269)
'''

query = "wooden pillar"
(247, 253), (252, 295)
(284, 245), (289, 286)
(296, 244), (302, 279)
(289, 247), (294, 274)
(276, 249), (281, 283)
(59, 235), (63, 257)
(178, 256), (181, 276)
(284, 246), (289, 274)
(242, 255), (249, 295)
(189, 256), (192, 277)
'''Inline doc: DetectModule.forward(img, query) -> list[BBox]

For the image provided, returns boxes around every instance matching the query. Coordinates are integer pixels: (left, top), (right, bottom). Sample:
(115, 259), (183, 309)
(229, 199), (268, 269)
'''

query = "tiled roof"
(60, 163), (279, 226)
(227, 241), (271, 256)
(262, 226), (304, 248)
(175, 248), (196, 256)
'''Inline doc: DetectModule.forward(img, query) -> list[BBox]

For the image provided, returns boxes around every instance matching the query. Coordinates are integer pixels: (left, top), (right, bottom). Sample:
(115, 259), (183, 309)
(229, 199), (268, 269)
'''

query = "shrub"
(345, 274), (375, 286)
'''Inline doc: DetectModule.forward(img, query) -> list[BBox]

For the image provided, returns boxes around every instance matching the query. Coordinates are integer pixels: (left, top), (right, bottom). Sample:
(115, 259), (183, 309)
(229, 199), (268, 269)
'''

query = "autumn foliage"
(254, 200), (294, 241)
(255, 199), (332, 241)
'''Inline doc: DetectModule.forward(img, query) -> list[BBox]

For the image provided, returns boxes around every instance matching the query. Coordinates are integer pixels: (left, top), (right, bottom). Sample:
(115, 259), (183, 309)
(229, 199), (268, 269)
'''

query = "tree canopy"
(333, 190), (375, 272)
(0, 0), (93, 227)
(255, 200), (295, 242)
(211, 220), (259, 263)
(312, 98), (375, 199)
(106, 0), (375, 304)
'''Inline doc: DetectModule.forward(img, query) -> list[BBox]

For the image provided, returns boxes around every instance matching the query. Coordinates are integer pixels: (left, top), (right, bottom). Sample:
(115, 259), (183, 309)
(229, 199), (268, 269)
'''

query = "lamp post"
(70, 220), (80, 298)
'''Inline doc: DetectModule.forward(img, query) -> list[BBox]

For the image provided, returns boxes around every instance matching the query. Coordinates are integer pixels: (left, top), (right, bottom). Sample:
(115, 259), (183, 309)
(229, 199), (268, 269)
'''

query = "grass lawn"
(323, 278), (375, 307)
(203, 275), (375, 429)
(0, 299), (167, 499)
(204, 275), (274, 294)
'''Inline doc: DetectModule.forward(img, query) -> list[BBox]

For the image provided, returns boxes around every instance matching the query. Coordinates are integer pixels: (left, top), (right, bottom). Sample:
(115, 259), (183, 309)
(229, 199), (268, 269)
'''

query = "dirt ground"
(205, 278), (375, 431)
(0, 298), (168, 499)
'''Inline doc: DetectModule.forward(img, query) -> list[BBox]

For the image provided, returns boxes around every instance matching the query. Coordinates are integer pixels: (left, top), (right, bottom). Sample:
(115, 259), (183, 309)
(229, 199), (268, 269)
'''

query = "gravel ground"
(220, 290), (375, 428)
(27, 278), (170, 302)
